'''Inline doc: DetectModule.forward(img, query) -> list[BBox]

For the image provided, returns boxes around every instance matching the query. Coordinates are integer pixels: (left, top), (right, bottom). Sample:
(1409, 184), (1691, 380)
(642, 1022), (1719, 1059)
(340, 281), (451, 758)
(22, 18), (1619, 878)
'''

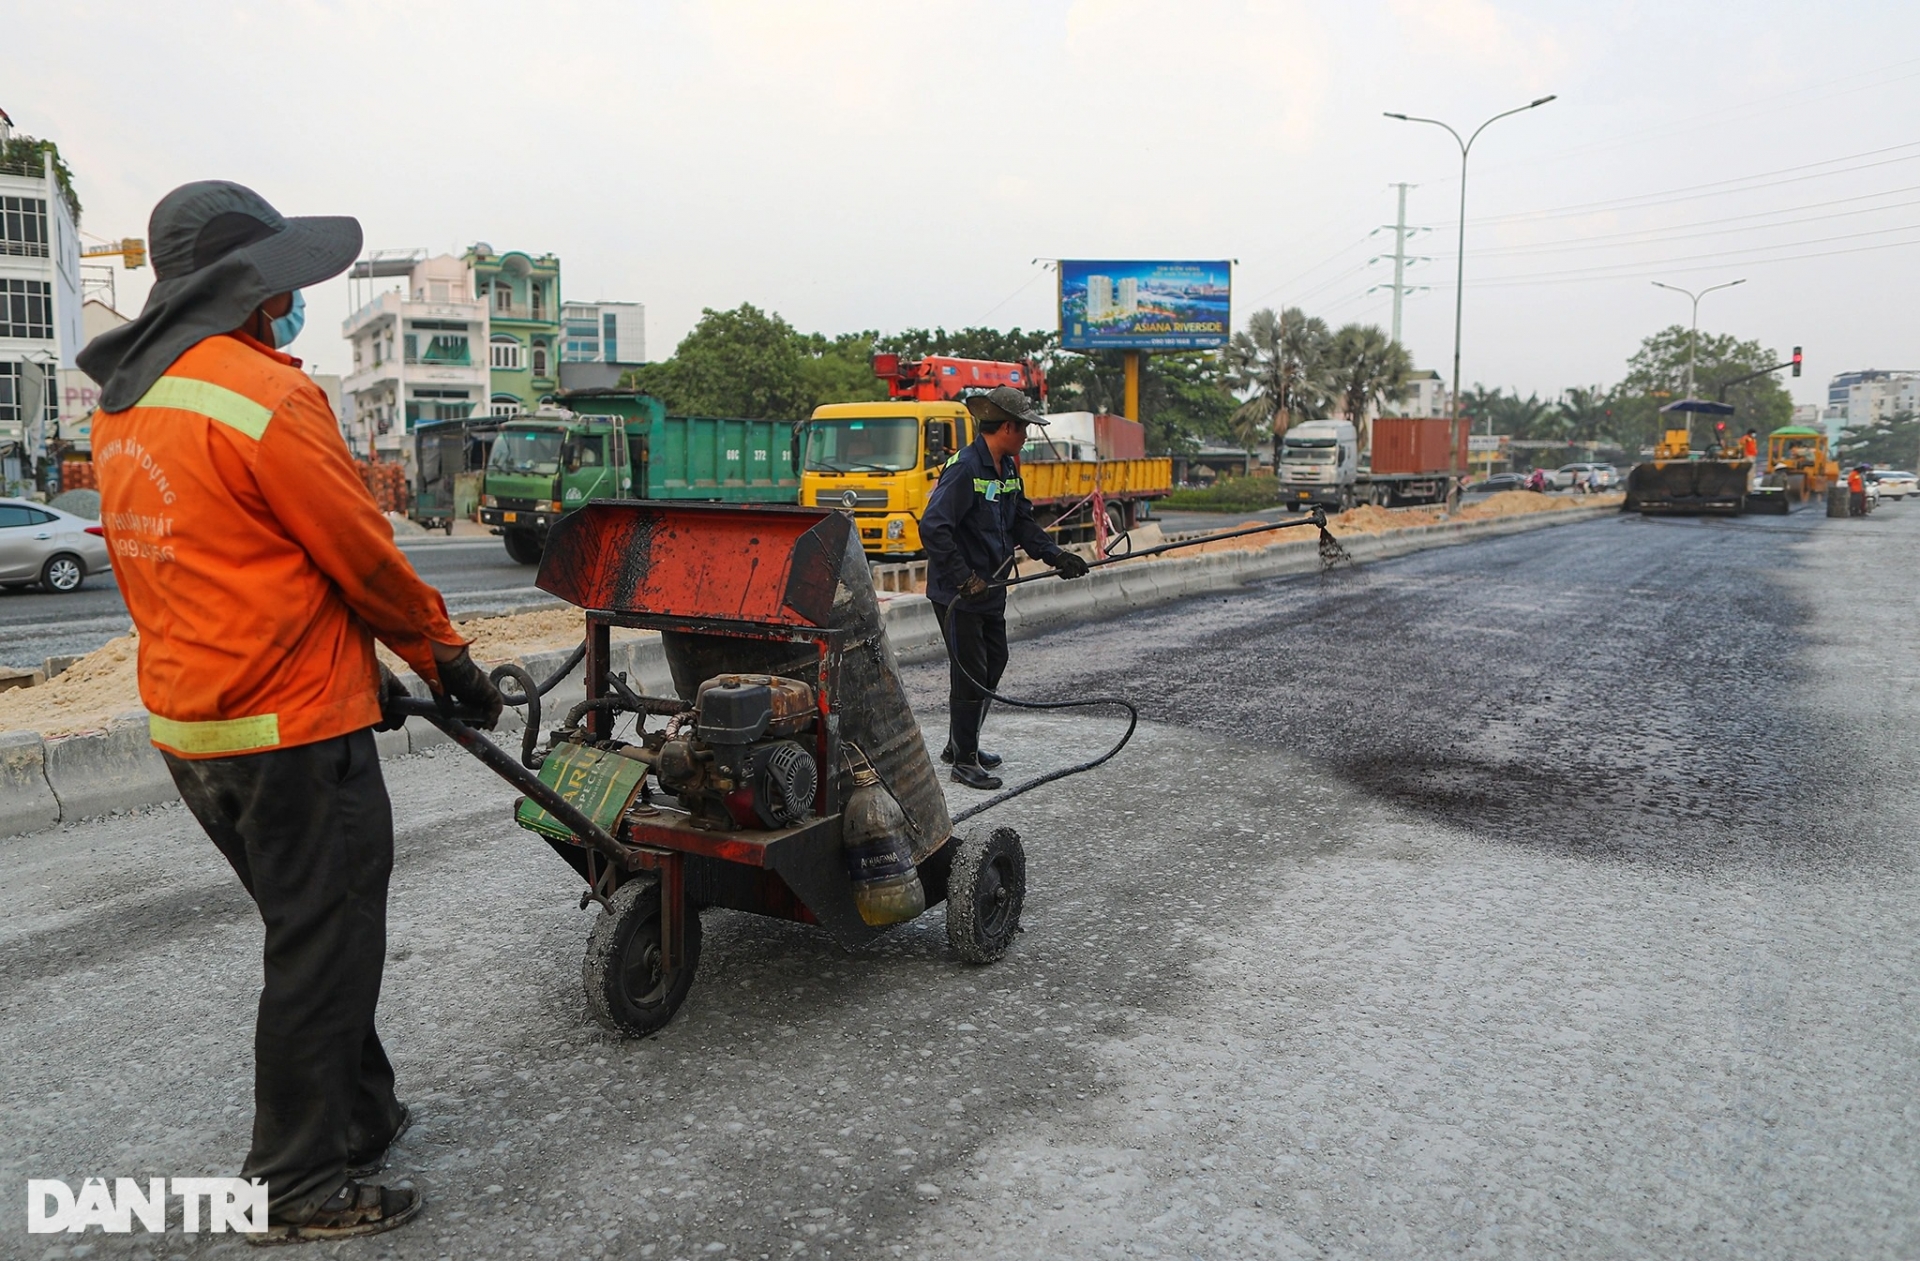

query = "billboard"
(1058, 260), (1231, 351)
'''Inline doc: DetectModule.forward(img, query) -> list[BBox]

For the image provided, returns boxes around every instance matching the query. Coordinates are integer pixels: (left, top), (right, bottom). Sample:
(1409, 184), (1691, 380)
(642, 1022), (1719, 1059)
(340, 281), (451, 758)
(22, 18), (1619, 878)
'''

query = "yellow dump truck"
(797, 354), (1172, 558)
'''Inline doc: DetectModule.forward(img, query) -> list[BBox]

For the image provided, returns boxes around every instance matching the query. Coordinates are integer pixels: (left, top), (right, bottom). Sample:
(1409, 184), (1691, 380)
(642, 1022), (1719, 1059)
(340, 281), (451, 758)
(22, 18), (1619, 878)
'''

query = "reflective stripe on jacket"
(93, 332), (463, 759)
(920, 435), (1064, 613)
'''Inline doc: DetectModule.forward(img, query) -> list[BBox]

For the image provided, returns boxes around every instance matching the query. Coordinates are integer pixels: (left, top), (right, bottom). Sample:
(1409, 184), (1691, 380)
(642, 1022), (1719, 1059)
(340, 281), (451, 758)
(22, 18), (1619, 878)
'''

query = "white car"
(0, 497), (112, 593)
(1869, 469), (1916, 500)
(1550, 462), (1615, 491)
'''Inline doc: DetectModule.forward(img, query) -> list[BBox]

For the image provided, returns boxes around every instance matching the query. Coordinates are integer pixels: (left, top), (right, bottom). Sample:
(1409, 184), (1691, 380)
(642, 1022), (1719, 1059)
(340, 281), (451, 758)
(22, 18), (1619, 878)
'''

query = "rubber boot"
(949, 758), (1003, 790)
(941, 700), (1001, 768)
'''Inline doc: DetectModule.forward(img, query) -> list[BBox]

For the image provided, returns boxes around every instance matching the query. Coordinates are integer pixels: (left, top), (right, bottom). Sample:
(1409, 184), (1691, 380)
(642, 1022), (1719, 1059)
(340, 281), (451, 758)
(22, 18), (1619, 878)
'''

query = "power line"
(1467, 233), (1920, 287)
(1429, 141), (1920, 228)
(1435, 195), (1920, 259)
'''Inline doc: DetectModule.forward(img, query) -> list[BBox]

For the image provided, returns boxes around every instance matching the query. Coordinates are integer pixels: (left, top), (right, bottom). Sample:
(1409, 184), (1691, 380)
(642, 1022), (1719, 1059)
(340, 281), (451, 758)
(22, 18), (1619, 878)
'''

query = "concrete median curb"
(1, 502), (1615, 837)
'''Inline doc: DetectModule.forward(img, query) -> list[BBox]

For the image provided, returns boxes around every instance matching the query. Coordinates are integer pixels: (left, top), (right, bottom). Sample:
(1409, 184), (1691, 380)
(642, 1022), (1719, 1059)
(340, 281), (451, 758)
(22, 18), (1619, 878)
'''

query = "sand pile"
(0, 633), (143, 738)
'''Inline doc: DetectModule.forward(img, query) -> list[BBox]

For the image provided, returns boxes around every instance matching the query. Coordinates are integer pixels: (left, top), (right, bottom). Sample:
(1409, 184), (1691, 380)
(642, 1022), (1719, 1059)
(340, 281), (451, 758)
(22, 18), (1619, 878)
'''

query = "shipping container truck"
(798, 355), (1172, 558)
(479, 390), (799, 563)
(1278, 415), (1469, 511)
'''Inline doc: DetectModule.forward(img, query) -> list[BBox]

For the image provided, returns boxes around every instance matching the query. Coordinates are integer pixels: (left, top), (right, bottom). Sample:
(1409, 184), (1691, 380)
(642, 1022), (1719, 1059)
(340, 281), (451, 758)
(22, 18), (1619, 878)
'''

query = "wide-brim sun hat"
(78, 180), (363, 412)
(963, 385), (1050, 428)
(146, 180), (362, 295)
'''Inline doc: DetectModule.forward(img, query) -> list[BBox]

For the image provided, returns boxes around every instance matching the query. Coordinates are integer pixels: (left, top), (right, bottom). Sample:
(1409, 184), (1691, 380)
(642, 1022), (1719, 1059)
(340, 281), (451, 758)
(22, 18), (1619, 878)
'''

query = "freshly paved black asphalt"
(968, 505), (1895, 871)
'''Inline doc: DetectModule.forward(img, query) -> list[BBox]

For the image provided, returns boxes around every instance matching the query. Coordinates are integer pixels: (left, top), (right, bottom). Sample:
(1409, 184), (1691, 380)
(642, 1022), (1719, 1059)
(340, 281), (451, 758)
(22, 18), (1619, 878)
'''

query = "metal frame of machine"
(396, 500), (1025, 1038)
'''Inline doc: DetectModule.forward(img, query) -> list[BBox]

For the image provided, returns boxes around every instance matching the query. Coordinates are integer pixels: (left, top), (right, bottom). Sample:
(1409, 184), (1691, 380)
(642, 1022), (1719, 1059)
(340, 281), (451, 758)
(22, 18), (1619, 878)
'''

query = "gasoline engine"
(650, 674), (820, 831)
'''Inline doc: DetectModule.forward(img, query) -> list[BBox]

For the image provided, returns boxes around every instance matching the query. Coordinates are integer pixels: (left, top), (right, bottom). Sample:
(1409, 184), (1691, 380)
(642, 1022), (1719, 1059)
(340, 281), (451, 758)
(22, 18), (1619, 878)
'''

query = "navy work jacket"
(921, 434), (1065, 614)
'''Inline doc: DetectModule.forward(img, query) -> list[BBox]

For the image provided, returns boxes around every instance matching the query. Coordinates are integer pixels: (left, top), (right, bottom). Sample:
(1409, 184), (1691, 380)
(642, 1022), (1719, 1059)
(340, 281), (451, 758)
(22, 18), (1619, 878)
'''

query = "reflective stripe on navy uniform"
(921, 434), (1066, 613)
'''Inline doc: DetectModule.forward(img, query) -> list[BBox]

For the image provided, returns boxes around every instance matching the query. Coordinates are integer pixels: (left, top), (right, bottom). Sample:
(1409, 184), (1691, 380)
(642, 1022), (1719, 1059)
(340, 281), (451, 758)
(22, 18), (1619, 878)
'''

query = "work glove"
(1049, 551), (1091, 579)
(373, 664), (410, 732)
(957, 573), (992, 599)
(435, 648), (505, 730)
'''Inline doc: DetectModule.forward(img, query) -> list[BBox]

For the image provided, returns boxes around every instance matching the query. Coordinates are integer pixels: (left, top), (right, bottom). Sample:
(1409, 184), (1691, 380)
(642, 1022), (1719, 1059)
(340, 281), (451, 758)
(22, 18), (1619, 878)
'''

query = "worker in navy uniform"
(921, 385), (1090, 789)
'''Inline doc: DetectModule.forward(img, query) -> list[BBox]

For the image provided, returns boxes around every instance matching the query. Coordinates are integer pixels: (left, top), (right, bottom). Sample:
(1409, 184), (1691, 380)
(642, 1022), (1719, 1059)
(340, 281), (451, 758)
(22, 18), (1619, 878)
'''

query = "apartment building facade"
(0, 111), (84, 488)
(340, 251), (490, 456)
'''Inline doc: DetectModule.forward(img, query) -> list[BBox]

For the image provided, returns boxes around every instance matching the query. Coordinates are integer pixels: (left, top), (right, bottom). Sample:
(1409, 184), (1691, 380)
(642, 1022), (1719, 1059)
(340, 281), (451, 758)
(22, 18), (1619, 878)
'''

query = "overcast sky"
(13, 0), (1920, 408)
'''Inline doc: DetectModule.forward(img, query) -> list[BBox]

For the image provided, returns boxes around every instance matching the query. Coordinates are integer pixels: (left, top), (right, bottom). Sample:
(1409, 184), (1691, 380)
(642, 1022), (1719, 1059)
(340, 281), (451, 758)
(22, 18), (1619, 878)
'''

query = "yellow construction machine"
(1759, 425), (1839, 506)
(1624, 398), (1753, 515)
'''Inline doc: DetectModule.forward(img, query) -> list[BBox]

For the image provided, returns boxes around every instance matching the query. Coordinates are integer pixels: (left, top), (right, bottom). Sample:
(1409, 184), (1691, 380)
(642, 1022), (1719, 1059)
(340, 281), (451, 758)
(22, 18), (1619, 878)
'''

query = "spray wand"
(992, 506), (1346, 588)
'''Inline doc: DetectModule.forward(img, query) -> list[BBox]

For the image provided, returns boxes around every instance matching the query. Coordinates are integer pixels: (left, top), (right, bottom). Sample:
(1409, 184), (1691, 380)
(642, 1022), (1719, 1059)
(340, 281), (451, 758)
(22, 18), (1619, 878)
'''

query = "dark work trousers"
(933, 601), (1009, 762)
(163, 728), (404, 1222)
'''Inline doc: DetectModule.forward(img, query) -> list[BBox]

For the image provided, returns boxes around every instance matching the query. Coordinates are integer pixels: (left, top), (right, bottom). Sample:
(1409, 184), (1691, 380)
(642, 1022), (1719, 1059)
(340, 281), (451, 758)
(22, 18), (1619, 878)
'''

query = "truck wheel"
(503, 527), (544, 565)
(946, 827), (1025, 964)
(582, 873), (701, 1037)
(1105, 503), (1127, 540)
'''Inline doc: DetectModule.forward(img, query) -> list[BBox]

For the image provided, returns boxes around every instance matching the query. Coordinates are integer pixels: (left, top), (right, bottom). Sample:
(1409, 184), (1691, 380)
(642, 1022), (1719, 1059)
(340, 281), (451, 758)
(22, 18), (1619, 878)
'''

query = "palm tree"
(1556, 386), (1610, 449)
(1325, 324), (1413, 453)
(1224, 307), (1331, 450)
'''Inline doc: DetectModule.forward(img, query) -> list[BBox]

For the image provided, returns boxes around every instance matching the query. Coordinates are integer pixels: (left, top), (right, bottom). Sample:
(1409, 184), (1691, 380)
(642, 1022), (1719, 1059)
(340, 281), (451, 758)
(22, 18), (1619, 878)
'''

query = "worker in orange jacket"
(78, 181), (501, 1244)
(1849, 465), (1869, 515)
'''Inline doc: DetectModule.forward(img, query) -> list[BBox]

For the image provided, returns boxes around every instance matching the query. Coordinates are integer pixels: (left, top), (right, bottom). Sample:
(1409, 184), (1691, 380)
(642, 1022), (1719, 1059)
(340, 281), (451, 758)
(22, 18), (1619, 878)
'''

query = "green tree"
(623, 303), (815, 419)
(1838, 409), (1920, 469)
(1618, 324), (1793, 449)
(874, 326), (1055, 364)
(1556, 386), (1611, 447)
(1325, 323), (1412, 452)
(0, 132), (80, 223)
(1223, 307), (1332, 449)
(1047, 350), (1232, 455)
(796, 330), (887, 410)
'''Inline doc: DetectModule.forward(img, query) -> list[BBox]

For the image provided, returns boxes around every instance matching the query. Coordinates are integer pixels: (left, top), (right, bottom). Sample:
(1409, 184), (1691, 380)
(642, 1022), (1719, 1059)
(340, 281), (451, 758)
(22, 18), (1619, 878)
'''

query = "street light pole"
(1385, 96), (1556, 452)
(1651, 279), (1746, 399)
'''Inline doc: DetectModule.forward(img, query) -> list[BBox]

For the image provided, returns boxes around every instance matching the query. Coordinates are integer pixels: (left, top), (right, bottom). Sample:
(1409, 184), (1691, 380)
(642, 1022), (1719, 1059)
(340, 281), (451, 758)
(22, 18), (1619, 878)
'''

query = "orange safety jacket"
(1849, 470), (1865, 494)
(93, 332), (465, 759)
(1740, 435), (1758, 459)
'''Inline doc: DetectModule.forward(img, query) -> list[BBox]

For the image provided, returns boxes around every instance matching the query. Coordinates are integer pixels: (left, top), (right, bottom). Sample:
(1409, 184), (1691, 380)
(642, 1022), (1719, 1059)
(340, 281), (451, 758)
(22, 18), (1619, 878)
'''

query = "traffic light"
(1791, 346), (1802, 377)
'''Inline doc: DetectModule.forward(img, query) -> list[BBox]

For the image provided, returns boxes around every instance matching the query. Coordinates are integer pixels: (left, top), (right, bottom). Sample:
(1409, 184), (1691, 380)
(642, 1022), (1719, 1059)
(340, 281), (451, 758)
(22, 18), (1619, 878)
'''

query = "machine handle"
(386, 696), (640, 870)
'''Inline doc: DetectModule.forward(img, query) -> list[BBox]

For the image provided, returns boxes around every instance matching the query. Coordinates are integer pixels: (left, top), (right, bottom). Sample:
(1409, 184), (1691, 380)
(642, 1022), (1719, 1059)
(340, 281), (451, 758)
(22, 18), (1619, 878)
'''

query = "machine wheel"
(946, 827), (1025, 964)
(40, 554), (84, 593)
(503, 527), (544, 565)
(582, 873), (701, 1037)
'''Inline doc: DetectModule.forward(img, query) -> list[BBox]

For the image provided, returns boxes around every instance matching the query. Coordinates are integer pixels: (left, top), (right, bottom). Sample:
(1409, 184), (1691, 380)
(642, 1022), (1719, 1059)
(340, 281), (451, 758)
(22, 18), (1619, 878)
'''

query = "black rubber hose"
(535, 641), (587, 696)
(488, 662), (543, 769)
(933, 603), (1139, 825)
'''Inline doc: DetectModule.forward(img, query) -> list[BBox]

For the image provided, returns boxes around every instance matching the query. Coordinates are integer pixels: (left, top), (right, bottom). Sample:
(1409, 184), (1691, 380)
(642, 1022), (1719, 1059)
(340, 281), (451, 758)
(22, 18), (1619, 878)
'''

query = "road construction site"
(3, 500), (1913, 1260)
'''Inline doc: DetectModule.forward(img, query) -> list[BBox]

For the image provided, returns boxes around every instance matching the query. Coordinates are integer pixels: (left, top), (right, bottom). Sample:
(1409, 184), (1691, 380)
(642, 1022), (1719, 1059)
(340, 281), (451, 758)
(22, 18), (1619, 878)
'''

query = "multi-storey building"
(558, 300), (645, 390)
(341, 251), (490, 456)
(466, 244), (560, 415)
(1820, 369), (1920, 440)
(0, 109), (83, 488)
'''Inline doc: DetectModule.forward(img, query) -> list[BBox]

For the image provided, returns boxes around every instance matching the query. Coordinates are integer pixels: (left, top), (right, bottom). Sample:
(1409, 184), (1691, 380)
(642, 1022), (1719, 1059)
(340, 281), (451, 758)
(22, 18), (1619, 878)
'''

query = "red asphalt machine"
(392, 501), (1024, 1036)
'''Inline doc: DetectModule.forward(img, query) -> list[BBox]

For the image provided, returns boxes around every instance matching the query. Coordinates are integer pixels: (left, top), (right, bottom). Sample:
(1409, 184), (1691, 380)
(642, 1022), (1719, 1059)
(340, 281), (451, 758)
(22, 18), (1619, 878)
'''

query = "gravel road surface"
(3, 502), (1914, 1259)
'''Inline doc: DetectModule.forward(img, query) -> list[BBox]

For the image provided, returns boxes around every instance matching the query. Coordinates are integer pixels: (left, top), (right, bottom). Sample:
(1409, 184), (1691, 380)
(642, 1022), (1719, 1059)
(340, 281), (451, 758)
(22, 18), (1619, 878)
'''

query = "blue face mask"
(270, 291), (306, 349)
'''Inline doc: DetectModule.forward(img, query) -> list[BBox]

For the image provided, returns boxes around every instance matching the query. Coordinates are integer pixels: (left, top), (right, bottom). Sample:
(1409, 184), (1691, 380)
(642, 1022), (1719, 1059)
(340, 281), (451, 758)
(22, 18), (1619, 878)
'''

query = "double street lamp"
(1385, 96), (1556, 439)
(1651, 278), (1746, 399)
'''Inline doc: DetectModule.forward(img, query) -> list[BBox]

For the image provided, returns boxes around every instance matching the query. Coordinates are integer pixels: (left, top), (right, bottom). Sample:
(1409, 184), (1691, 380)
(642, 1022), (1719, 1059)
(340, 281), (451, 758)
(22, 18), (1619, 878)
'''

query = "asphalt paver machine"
(396, 501), (1024, 1036)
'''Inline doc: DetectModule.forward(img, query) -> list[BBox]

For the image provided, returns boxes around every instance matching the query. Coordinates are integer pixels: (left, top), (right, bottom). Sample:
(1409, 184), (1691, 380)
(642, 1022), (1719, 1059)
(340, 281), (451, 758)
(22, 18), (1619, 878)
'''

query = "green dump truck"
(478, 391), (800, 563)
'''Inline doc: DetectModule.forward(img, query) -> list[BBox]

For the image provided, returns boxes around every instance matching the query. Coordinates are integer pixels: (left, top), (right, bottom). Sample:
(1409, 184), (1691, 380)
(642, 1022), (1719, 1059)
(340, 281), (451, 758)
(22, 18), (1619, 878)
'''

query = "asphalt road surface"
(3, 501), (1915, 1259)
(0, 535), (544, 669)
